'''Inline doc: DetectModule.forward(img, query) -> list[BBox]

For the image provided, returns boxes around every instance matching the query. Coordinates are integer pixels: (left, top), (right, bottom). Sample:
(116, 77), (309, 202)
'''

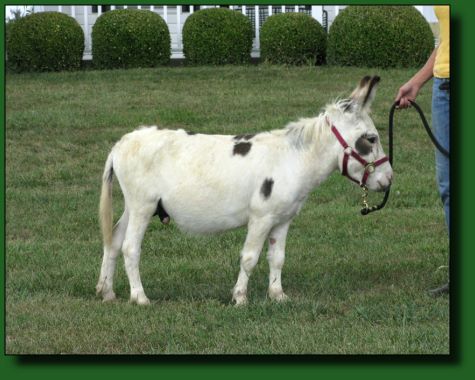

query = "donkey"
(97, 76), (393, 305)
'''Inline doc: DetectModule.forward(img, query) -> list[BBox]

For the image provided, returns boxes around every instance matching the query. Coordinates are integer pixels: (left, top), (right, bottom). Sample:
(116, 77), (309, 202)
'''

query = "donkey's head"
(327, 76), (393, 192)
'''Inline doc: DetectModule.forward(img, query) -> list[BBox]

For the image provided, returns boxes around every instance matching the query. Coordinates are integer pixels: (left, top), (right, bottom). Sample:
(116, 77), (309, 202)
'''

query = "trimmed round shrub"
(327, 6), (434, 68)
(260, 13), (326, 65)
(183, 8), (253, 65)
(92, 9), (170, 69)
(6, 12), (84, 72)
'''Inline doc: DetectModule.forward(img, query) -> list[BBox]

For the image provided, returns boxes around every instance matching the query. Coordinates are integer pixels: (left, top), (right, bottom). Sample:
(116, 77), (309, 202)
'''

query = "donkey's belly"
(164, 198), (250, 234)
(160, 187), (252, 234)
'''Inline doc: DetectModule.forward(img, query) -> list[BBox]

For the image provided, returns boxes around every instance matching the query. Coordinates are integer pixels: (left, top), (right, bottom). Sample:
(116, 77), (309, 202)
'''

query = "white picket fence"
(34, 5), (329, 59)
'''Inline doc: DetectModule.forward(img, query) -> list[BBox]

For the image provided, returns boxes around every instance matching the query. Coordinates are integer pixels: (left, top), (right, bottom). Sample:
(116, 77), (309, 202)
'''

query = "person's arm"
(395, 48), (437, 108)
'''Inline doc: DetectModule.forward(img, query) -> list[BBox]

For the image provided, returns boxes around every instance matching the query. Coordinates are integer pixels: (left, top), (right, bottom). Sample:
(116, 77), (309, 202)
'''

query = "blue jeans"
(432, 77), (450, 231)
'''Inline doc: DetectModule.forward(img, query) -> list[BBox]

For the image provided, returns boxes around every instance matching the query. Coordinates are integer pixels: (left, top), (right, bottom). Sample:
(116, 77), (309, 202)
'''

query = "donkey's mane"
(282, 99), (351, 148)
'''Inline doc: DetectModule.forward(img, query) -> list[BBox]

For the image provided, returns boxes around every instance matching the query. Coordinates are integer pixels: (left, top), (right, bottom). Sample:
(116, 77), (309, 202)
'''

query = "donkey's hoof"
(275, 293), (289, 302)
(268, 289), (289, 302)
(130, 293), (151, 306)
(233, 296), (248, 306)
(102, 291), (117, 303)
(137, 297), (151, 306)
(95, 281), (108, 296)
(96, 282), (116, 302)
(232, 289), (248, 306)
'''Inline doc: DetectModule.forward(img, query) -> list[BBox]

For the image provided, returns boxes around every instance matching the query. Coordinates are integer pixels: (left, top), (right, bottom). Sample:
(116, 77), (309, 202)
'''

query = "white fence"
(35, 5), (329, 60)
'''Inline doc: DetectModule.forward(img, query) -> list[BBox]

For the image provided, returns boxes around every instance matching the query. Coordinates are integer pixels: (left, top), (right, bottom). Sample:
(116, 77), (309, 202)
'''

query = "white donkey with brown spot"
(97, 76), (392, 305)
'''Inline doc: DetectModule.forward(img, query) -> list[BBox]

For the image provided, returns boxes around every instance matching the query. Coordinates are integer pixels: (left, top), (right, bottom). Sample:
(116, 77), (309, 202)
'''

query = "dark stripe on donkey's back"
(233, 142), (252, 156)
(233, 134), (256, 141)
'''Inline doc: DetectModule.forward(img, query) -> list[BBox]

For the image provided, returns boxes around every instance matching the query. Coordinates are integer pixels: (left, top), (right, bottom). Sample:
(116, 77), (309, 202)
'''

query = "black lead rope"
(408, 100), (450, 158)
(361, 99), (449, 216)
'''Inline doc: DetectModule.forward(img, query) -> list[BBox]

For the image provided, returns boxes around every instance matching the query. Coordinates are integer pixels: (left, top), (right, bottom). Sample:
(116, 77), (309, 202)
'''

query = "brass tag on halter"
(365, 163), (375, 173)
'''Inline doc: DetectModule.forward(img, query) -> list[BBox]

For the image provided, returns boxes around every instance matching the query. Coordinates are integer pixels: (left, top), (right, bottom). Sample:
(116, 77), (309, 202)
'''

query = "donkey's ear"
(350, 75), (380, 112)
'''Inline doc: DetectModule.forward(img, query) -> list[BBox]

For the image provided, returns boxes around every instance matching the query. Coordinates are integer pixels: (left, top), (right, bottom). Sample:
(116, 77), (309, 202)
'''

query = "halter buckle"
(344, 146), (353, 155)
(365, 162), (376, 173)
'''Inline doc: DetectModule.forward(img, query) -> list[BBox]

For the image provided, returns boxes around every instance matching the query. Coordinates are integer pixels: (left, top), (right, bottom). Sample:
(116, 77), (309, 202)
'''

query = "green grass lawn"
(5, 65), (449, 354)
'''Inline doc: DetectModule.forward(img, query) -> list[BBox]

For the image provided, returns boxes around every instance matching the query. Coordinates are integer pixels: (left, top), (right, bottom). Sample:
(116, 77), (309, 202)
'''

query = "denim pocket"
(439, 81), (450, 91)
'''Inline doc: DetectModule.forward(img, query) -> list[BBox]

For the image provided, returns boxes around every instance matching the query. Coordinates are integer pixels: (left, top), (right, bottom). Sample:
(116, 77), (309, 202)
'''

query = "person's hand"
(395, 80), (421, 109)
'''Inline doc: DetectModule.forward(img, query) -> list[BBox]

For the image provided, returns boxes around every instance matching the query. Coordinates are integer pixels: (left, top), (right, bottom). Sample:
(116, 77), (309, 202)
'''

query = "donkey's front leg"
(267, 221), (291, 302)
(232, 217), (273, 306)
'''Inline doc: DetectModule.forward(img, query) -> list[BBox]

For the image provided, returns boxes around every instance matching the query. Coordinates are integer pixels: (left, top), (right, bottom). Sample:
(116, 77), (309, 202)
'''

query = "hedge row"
(185, 6), (434, 67)
(6, 6), (434, 72)
(6, 9), (171, 72)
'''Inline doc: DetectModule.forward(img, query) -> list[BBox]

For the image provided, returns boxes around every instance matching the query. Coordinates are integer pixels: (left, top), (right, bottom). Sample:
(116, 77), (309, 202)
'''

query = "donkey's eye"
(366, 136), (377, 144)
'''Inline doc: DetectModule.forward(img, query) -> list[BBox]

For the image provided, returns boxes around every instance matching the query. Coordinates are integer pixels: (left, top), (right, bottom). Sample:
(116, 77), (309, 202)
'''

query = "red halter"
(330, 122), (389, 187)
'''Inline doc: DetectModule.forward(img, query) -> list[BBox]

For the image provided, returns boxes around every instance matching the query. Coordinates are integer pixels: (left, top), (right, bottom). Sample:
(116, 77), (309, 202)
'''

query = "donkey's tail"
(99, 152), (114, 248)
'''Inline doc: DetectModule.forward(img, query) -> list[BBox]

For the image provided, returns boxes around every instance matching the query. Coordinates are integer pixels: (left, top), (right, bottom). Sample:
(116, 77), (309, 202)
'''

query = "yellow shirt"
(434, 5), (450, 78)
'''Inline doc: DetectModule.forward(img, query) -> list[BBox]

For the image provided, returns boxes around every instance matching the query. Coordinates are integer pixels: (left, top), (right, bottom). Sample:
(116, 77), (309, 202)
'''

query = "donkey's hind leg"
(122, 207), (154, 305)
(96, 208), (129, 302)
